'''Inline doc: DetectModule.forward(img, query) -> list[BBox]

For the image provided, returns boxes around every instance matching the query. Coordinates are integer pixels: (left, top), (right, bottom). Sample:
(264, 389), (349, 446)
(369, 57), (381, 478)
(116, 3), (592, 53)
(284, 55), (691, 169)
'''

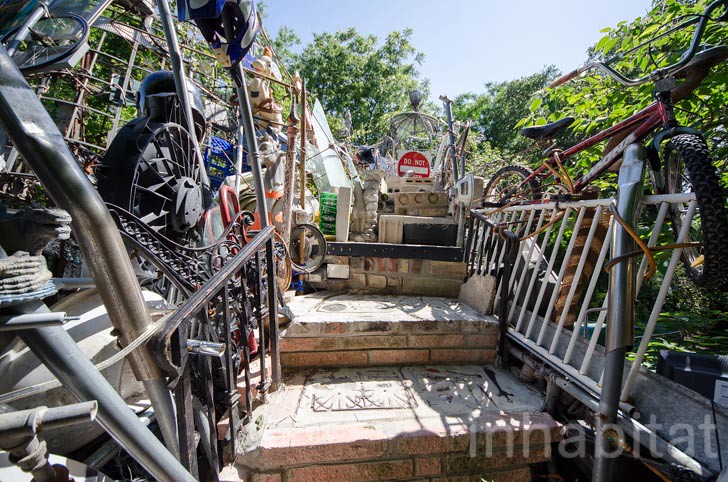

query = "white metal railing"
(475, 192), (698, 401)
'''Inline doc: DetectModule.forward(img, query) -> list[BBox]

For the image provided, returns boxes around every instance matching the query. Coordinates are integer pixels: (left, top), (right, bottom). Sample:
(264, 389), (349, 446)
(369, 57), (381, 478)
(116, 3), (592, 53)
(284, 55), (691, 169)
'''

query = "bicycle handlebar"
(548, 67), (584, 88)
(550, 0), (728, 88)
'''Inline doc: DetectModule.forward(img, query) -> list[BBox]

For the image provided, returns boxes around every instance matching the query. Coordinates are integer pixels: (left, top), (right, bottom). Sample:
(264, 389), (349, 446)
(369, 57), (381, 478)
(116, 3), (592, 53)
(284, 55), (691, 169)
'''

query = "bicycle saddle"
(520, 116), (575, 140)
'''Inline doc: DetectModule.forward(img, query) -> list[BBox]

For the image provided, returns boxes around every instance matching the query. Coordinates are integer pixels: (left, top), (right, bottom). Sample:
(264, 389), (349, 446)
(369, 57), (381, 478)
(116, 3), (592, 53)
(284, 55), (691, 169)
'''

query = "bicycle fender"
(650, 126), (703, 162)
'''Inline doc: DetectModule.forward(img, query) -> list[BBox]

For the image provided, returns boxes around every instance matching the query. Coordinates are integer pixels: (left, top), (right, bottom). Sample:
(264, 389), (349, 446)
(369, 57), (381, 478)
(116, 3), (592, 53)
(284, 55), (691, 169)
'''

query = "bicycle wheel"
(2, 13), (89, 75)
(484, 165), (540, 203)
(665, 134), (728, 289)
(273, 231), (293, 292)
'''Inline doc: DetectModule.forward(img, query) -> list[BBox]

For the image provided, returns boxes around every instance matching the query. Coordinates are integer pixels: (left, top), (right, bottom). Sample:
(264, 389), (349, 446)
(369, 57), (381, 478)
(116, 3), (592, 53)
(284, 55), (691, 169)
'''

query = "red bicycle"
(484, 0), (728, 288)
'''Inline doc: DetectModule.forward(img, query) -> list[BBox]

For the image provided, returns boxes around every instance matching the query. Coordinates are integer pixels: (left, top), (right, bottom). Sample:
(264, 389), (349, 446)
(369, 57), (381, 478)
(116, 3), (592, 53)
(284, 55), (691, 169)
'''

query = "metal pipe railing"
(473, 190), (697, 398)
(593, 143), (645, 482)
(0, 44), (181, 457)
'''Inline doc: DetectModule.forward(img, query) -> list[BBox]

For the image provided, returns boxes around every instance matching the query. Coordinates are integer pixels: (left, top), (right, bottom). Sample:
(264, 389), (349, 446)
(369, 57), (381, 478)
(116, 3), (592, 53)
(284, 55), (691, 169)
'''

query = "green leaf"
(529, 98), (543, 112)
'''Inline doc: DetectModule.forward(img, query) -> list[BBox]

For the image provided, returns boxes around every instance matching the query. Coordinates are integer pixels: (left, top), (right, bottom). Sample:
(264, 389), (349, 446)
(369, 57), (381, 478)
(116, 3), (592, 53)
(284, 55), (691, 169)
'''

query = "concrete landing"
(281, 293), (500, 368)
(237, 365), (562, 482)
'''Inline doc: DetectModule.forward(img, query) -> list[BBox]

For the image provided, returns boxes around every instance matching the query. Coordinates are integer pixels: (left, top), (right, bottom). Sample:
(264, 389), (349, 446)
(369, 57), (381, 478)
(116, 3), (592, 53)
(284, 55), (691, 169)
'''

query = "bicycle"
(484, 0), (728, 288)
(1, 0), (89, 75)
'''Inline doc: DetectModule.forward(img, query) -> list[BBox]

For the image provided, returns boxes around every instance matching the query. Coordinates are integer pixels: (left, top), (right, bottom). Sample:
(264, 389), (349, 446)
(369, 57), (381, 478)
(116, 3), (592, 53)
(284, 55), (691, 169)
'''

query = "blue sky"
(261, 0), (653, 100)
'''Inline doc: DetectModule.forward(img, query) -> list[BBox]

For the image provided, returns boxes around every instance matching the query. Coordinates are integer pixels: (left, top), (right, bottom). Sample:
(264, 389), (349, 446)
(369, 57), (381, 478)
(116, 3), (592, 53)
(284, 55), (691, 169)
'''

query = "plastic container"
(319, 192), (337, 235)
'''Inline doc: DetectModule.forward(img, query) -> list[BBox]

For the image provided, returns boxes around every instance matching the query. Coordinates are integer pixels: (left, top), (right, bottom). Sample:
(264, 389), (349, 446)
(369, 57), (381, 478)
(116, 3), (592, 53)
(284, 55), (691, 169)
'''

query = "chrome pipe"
(0, 401), (97, 436)
(230, 50), (269, 228)
(593, 143), (645, 482)
(51, 277), (95, 290)
(187, 339), (226, 357)
(0, 312), (66, 331)
(15, 302), (194, 482)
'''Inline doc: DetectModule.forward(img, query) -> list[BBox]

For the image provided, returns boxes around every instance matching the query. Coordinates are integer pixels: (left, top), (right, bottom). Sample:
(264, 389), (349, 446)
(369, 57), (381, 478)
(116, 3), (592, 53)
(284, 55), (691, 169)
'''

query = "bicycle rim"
(3, 14), (89, 74)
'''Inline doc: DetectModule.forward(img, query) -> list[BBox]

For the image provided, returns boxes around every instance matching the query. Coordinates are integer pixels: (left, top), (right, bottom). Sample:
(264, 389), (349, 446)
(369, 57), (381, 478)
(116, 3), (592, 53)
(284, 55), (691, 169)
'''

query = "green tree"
(522, 0), (728, 179)
(452, 66), (560, 157)
(276, 27), (428, 144)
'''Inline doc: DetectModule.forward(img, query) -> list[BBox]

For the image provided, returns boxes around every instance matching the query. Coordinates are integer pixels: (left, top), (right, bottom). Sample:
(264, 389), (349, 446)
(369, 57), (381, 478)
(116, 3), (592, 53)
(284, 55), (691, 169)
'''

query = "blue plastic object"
(204, 135), (248, 195)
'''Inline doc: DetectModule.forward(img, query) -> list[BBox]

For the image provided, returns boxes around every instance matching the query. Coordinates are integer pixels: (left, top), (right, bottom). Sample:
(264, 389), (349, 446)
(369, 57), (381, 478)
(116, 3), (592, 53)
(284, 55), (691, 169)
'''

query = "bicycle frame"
(526, 100), (668, 195)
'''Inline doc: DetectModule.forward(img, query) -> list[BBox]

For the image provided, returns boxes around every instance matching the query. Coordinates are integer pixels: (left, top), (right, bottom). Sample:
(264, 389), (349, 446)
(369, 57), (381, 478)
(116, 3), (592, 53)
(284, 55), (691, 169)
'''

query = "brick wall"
(318, 255), (466, 297)
(280, 319), (499, 369)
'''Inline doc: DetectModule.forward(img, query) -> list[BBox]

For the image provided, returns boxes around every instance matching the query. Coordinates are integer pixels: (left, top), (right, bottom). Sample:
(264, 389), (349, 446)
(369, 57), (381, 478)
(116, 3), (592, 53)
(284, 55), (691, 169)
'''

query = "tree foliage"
(453, 66), (560, 154)
(450, 67), (563, 179)
(273, 27), (428, 144)
(522, 0), (728, 181)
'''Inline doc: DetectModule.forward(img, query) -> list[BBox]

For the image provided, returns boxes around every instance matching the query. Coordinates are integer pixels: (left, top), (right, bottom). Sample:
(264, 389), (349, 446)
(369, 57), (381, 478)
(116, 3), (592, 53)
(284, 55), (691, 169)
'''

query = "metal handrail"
(465, 210), (520, 365)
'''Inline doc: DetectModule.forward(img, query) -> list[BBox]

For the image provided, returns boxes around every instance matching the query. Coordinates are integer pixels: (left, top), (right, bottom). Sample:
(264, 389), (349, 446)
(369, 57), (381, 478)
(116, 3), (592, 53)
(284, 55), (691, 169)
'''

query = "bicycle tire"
(2, 13), (89, 75)
(273, 231), (293, 292)
(484, 165), (541, 203)
(665, 134), (728, 289)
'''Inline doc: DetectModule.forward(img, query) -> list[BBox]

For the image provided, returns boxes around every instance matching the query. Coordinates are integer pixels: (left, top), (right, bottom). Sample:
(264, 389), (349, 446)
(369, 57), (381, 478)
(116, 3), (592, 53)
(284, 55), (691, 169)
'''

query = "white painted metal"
(476, 193), (697, 400)
(537, 207), (586, 346)
(551, 205), (603, 355)
(564, 219), (613, 365)
(525, 207), (572, 339)
(620, 200), (698, 401)
(509, 208), (548, 326)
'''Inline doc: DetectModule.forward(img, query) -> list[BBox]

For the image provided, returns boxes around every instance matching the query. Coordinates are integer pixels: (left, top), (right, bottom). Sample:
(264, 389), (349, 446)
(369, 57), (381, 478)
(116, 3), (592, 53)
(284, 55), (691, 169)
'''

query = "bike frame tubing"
(525, 101), (667, 193)
(14, 301), (194, 482)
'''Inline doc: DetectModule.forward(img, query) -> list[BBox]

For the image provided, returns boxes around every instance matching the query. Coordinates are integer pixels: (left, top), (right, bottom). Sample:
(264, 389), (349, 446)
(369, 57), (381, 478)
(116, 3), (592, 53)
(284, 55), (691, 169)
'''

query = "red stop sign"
(397, 151), (431, 177)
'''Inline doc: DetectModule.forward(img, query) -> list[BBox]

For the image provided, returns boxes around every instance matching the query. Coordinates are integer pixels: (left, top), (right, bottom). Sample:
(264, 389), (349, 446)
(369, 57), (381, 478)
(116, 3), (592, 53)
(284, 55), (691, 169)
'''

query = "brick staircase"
(229, 292), (562, 482)
(279, 293), (499, 368)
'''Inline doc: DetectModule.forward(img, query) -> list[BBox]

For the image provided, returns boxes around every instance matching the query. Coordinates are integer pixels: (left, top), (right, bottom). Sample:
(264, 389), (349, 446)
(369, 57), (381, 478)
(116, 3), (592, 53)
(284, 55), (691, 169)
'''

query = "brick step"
(235, 365), (562, 482)
(217, 355), (273, 442)
(281, 292), (499, 368)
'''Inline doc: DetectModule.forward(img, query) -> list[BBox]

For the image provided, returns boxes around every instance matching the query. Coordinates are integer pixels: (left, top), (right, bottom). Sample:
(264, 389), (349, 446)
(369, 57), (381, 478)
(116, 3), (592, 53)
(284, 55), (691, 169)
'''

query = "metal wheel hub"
(171, 176), (202, 233)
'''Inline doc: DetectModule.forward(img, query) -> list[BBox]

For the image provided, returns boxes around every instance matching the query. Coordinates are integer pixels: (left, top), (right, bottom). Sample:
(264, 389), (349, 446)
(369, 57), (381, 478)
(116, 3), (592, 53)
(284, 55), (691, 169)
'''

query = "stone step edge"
(279, 333), (498, 352)
(283, 318), (499, 338)
(238, 411), (563, 473)
(280, 347), (497, 367)
(236, 457), (535, 482)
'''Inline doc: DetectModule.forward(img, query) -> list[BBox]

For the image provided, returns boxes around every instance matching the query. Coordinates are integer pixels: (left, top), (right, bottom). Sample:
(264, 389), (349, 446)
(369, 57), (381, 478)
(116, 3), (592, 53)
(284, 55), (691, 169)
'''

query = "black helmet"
(137, 70), (207, 141)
